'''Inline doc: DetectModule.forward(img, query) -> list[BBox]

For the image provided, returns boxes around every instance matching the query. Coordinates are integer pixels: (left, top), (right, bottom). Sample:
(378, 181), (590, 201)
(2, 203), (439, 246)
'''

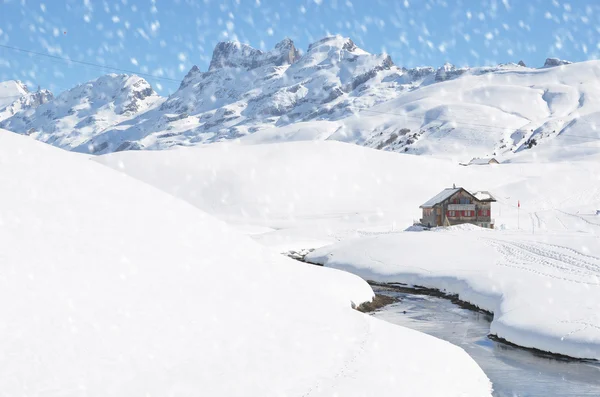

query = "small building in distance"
(464, 157), (500, 166)
(419, 186), (496, 229)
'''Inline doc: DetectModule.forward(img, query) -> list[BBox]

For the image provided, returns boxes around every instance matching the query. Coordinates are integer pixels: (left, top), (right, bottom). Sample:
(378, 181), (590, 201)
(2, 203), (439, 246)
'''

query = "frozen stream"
(372, 286), (600, 397)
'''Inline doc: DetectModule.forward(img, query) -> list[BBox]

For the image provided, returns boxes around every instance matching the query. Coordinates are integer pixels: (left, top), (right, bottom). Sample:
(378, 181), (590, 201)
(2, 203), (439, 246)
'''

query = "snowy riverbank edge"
(305, 231), (600, 361)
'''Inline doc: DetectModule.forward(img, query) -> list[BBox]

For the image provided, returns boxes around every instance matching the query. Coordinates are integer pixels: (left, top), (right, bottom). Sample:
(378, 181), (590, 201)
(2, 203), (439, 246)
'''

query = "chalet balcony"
(447, 204), (476, 211)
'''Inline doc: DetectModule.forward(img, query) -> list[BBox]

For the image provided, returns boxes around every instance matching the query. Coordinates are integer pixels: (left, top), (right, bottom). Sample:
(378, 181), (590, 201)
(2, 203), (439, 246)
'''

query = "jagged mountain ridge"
(80, 35), (418, 153)
(2, 35), (596, 161)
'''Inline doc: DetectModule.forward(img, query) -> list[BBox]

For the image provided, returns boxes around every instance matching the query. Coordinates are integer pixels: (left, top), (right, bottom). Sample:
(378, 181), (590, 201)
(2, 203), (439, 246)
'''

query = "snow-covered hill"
(0, 74), (163, 150)
(0, 129), (492, 396)
(2, 35), (599, 161)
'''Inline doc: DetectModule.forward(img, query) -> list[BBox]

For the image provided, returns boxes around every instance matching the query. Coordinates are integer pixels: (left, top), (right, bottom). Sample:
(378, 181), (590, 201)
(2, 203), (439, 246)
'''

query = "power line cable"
(0, 43), (182, 85)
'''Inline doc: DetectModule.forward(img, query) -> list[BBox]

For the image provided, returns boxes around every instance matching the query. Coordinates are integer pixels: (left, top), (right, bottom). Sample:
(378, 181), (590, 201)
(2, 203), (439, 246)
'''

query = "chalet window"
(436, 208), (441, 215)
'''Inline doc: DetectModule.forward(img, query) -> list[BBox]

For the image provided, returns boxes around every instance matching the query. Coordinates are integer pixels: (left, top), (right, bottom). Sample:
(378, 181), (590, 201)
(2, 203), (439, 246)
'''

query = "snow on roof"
(469, 158), (497, 165)
(420, 188), (461, 208)
(472, 191), (496, 202)
(421, 188), (497, 207)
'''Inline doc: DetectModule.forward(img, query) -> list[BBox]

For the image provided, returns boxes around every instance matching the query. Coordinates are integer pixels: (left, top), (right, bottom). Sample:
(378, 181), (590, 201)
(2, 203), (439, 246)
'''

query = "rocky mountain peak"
(273, 37), (302, 65)
(179, 65), (201, 90)
(208, 38), (300, 72)
(543, 58), (573, 68)
(435, 63), (467, 82)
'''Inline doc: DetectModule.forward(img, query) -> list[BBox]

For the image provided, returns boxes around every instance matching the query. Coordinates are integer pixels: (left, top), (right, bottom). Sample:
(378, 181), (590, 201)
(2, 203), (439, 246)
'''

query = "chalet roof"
(420, 187), (496, 208)
(473, 191), (497, 202)
(420, 188), (462, 208)
(469, 157), (498, 165)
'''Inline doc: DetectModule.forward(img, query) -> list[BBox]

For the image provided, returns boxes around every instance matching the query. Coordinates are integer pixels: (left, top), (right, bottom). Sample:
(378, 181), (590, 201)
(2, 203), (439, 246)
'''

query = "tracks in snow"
(486, 239), (600, 286)
(300, 315), (371, 396)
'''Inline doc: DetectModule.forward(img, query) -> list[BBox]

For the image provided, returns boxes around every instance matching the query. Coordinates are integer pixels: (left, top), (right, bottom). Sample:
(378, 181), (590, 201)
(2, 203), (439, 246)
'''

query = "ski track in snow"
(485, 238), (600, 285)
(557, 209), (600, 229)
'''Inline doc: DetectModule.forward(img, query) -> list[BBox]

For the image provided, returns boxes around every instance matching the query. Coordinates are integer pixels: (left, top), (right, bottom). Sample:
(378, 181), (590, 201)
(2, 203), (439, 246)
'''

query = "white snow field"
(0, 129), (491, 397)
(97, 139), (600, 360)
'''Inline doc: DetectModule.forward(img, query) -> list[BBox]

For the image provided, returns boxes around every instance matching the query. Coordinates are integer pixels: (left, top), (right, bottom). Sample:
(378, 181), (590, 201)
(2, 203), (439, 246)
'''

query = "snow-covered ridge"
(0, 74), (163, 150)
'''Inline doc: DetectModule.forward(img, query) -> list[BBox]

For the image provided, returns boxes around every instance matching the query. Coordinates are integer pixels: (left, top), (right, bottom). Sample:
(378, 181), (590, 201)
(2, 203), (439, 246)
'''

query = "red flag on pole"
(518, 200), (520, 208)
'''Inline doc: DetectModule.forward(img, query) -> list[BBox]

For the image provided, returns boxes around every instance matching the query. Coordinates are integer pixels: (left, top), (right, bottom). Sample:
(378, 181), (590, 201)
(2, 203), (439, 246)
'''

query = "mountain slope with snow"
(0, 80), (53, 122)
(0, 74), (163, 150)
(0, 129), (491, 396)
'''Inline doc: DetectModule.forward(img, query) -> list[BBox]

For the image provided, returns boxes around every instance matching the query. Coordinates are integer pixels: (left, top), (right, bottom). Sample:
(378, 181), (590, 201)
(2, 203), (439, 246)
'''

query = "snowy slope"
(0, 80), (53, 122)
(0, 74), (163, 150)
(245, 61), (600, 161)
(0, 129), (491, 397)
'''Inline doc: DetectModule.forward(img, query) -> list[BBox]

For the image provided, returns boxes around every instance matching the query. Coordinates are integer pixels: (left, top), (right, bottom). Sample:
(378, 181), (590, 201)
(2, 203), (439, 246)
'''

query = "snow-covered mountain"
(2, 35), (599, 160)
(0, 74), (163, 151)
(80, 35), (421, 153)
(0, 80), (53, 122)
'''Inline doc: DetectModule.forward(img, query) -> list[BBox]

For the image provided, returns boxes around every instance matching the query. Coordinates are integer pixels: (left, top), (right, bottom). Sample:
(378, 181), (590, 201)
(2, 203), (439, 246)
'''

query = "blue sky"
(1, 0), (598, 95)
